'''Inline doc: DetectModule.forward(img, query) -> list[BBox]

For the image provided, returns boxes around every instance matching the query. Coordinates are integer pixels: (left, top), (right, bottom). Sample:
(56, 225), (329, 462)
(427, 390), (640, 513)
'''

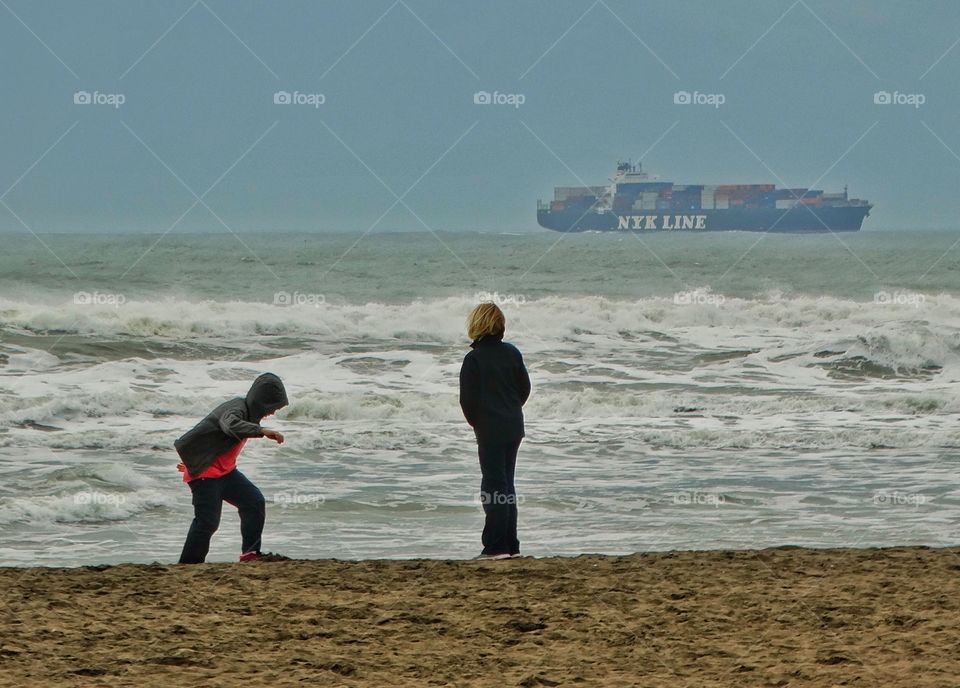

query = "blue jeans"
(178, 469), (265, 564)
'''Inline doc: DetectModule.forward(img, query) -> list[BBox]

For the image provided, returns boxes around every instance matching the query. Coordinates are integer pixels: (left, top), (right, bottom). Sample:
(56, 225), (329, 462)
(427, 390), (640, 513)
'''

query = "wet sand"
(2, 547), (959, 687)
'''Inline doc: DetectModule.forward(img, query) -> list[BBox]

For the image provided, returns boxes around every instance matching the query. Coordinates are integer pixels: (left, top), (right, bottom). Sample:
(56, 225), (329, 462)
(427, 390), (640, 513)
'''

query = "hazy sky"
(1, 0), (958, 233)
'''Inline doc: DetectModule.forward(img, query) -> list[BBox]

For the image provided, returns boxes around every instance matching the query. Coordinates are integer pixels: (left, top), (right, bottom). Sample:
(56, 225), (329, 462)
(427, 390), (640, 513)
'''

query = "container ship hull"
(538, 162), (872, 233)
(537, 205), (871, 233)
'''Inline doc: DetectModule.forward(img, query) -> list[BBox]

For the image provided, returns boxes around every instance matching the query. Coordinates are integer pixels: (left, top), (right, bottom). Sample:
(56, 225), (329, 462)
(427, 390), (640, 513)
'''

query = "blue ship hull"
(538, 205), (871, 233)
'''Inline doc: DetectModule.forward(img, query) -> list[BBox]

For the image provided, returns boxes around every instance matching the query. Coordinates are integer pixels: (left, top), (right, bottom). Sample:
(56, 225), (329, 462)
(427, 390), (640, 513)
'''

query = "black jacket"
(174, 373), (288, 477)
(459, 335), (531, 443)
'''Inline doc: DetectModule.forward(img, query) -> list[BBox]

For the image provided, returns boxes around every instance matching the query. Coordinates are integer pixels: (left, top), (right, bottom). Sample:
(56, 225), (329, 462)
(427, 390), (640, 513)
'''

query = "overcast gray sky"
(1, 0), (958, 233)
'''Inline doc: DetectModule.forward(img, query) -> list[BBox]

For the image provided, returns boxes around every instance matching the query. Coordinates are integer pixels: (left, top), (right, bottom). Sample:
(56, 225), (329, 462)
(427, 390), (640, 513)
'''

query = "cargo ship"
(537, 161), (872, 232)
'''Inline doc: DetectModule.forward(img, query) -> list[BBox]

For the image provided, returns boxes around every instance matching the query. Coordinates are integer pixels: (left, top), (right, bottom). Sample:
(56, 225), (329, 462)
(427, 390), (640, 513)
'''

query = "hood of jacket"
(245, 373), (288, 421)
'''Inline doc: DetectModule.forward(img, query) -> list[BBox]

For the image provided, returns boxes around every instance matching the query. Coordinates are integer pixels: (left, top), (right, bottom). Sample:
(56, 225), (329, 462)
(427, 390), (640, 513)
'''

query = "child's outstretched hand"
(177, 463), (186, 473)
(262, 428), (284, 444)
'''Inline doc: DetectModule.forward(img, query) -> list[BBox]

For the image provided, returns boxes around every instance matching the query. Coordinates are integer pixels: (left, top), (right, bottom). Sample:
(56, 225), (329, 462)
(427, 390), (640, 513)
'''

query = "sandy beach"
(1, 546), (959, 687)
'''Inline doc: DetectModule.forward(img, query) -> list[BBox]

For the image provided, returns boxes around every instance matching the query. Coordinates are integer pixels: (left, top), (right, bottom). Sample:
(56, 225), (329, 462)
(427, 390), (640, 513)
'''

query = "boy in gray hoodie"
(175, 373), (288, 563)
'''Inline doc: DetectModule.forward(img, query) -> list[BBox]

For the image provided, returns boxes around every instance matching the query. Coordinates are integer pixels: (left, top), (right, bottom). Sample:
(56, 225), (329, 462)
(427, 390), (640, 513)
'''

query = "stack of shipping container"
(549, 180), (844, 215)
(550, 185), (606, 213)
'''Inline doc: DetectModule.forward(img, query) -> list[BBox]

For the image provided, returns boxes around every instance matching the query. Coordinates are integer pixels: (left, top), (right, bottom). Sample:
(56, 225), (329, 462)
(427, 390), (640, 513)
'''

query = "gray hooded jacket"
(175, 373), (288, 477)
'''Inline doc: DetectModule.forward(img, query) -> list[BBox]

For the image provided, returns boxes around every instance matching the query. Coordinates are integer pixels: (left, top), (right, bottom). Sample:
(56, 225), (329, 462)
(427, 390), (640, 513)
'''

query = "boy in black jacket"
(175, 373), (288, 563)
(459, 303), (531, 560)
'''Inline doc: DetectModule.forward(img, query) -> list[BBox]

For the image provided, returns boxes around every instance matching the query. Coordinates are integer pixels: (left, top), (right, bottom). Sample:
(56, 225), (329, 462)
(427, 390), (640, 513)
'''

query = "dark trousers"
(178, 469), (265, 564)
(478, 438), (522, 556)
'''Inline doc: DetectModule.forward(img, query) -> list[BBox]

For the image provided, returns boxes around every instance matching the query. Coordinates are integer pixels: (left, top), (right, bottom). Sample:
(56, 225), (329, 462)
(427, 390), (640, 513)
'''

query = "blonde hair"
(467, 303), (505, 341)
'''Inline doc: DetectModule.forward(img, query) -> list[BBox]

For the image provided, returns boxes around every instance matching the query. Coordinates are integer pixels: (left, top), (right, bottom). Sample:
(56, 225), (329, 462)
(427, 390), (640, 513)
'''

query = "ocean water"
(2, 230), (960, 566)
